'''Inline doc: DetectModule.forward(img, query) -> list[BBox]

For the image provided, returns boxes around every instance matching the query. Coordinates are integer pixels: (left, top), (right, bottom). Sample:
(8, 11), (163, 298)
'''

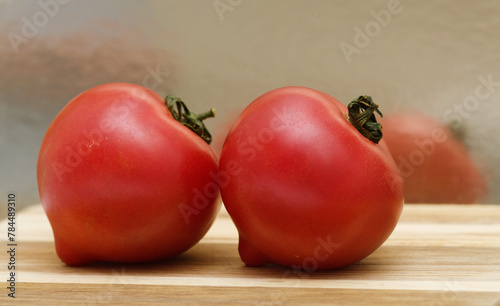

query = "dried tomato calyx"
(165, 95), (215, 144)
(347, 95), (383, 144)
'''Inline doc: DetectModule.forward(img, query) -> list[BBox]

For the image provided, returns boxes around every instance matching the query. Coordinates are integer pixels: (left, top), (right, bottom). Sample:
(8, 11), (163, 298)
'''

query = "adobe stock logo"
(443, 74), (500, 129)
(393, 74), (500, 183)
(51, 95), (139, 183)
(7, 0), (71, 53)
(50, 65), (170, 183)
(213, 0), (243, 21)
(340, 0), (410, 63)
(178, 105), (289, 225)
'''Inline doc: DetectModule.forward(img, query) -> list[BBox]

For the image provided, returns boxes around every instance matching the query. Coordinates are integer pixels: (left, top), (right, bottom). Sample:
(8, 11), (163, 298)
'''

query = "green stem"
(347, 95), (383, 144)
(196, 108), (216, 121)
(165, 95), (215, 144)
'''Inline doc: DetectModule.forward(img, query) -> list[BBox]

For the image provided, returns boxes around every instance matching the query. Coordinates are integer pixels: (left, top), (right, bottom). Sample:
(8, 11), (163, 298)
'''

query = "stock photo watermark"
(213, 0), (243, 21)
(142, 65), (170, 90)
(382, 74), (500, 196)
(51, 65), (169, 183)
(5, 193), (17, 299)
(179, 105), (288, 224)
(255, 235), (340, 305)
(443, 74), (500, 129)
(283, 236), (339, 274)
(394, 73), (500, 181)
(92, 266), (129, 303)
(50, 92), (140, 183)
(394, 123), (448, 179)
(429, 278), (459, 306)
(340, 0), (410, 63)
(7, 0), (71, 53)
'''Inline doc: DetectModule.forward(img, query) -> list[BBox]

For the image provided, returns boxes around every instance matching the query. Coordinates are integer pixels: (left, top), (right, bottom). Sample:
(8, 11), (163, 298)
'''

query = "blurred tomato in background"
(380, 113), (488, 204)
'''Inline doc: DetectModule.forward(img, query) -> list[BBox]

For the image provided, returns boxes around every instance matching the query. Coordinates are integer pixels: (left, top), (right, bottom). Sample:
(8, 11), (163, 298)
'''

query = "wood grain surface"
(1, 203), (500, 305)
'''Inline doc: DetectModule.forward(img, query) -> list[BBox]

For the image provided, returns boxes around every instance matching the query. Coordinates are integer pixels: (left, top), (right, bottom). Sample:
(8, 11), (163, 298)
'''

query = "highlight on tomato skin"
(218, 86), (404, 271)
(380, 112), (489, 204)
(37, 83), (221, 266)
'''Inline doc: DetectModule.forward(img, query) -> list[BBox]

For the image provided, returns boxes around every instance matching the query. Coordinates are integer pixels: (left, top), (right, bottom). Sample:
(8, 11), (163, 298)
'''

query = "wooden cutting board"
(1, 203), (500, 305)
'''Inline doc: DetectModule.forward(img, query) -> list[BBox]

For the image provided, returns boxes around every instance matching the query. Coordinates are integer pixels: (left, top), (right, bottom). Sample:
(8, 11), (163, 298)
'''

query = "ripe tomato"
(380, 113), (488, 204)
(218, 87), (404, 270)
(37, 83), (221, 266)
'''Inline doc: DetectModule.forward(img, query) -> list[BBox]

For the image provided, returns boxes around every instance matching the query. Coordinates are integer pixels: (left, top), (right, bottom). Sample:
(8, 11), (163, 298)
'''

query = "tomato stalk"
(165, 96), (215, 144)
(347, 96), (383, 144)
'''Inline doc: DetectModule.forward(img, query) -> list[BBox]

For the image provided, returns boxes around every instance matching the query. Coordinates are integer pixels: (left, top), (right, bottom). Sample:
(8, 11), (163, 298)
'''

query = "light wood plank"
(1, 203), (500, 305)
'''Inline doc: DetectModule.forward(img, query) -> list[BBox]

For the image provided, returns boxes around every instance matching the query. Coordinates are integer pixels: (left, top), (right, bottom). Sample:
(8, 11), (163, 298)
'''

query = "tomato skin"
(219, 87), (404, 270)
(37, 83), (220, 266)
(380, 113), (488, 204)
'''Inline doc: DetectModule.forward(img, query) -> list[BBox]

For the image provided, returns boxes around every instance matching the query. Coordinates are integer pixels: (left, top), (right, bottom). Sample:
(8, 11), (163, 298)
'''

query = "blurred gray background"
(1, 0), (499, 215)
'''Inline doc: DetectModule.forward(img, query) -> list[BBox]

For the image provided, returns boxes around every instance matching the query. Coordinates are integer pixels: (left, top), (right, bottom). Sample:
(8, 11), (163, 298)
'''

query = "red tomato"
(380, 113), (488, 204)
(218, 87), (404, 270)
(37, 83), (221, 266)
